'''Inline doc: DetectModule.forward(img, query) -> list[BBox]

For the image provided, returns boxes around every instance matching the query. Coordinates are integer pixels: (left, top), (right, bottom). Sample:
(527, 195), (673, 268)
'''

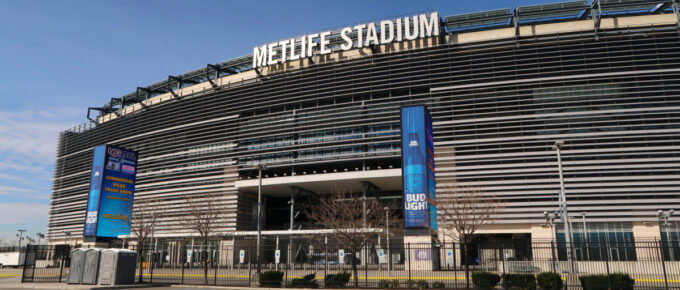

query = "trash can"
(98, 249), (137, 285)
(66, 249), (86, 284)
(81, 248), (102, 284)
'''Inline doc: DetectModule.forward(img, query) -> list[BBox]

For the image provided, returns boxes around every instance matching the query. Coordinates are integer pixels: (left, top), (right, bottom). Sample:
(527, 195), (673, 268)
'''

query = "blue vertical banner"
(83, 145), (106, 237)
(83, 145), (138, 238)
(401, 106), (436, 229)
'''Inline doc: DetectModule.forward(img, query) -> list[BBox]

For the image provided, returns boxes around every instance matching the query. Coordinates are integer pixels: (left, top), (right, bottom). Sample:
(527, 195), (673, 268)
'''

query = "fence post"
(214, 246), (218, 286)
(58, 246), (66, 283)
(248, 246), (253, 287)
(657, 239), (669, 289)
(604, 241), (611, 289)
(181, 243), (185, 284)
(20, 244), (29, 283)
(150, 247), (154, 284)
(550, 241), (556, 274)
(31, 245), (37, 282)
(453, 242), (458, 289)
(285, 243), (289, 288)
(364, 245), (368, 288)
(499, 241), (505, 276)
(407, 243), (412, 282)
(324, 241), (328, 286)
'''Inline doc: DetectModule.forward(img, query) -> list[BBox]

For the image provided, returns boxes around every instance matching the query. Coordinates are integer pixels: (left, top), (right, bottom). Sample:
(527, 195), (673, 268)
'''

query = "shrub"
(472, 272), (501, 290)
(406, 279), (417, 288)
(389, 279), (400, 288)
(378, 279), (401, 288)
(259, 270), (284, 287)
(325, 272), (351, 288)
(290, 273), (319, 288)
(580, 274), (610, 290)
(610, 273), (634, 290)
(579, 273), (635, 290)
(502, 273), (536, 290)
(431, 281), (445, 288)
(415, 280), (429, 289)
(378, 279), (391, 288)
(536, 272), (563, 290)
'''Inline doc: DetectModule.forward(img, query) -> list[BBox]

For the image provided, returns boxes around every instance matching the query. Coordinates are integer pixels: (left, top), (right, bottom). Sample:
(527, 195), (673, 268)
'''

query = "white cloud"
(0, 107), (83, 201)
(0, 107), (81, 243)
(0, 184), (49, 200)
(0, 107), (82, 162)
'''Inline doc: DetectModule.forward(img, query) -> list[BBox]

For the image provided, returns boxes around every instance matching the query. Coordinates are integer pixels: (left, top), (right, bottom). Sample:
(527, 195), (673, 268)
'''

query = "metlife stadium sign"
(253, 12), (439, 68)
(84, 145), (138, 239)
(401, 106), (437, 229)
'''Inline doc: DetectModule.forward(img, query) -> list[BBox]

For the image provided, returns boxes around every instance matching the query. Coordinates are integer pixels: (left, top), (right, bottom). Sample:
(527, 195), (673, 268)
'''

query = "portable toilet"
(98, 249), (137, 285)
(81, 248), (102, 284)
(66, 249), (86, 284)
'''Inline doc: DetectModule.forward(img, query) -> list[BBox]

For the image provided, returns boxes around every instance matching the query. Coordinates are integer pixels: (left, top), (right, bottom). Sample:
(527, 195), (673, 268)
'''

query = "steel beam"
(591, 0), (602, 40)
(673, 0), (680, 29)
(513, 8), (520, 48)
(86, 107), (105, 123)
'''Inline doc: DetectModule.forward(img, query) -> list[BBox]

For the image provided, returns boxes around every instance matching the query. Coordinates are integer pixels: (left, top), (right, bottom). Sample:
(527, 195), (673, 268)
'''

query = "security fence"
(17, 240), (680, 288)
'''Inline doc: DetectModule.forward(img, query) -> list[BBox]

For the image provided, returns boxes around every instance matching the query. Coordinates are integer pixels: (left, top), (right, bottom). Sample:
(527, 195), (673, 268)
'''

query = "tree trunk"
(137, 242), (144, 283)
(203, 238), (209, 284)
(351, 248), (359, 288)
(462, 242), (470, 289)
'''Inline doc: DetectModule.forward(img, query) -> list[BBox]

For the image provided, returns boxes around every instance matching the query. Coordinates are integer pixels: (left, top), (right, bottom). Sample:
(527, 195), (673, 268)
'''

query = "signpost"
(338, 249), (345, 264)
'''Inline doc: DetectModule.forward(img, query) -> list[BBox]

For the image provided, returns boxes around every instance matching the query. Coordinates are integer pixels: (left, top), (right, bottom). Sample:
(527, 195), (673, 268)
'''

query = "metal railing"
(18, 240), (680, 288)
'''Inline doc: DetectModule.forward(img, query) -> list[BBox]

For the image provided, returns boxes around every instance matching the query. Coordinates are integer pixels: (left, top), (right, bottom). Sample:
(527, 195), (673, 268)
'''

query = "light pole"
(256, 164), (267, 274)
(657, 209), (675, 260)
(383, 206), (391, 273)
(552, 140), (574, 271)
(17, 229), (26, 248)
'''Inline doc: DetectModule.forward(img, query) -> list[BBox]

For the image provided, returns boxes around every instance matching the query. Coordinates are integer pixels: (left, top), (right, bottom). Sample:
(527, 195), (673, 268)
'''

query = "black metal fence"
(17, 240), (680, 288)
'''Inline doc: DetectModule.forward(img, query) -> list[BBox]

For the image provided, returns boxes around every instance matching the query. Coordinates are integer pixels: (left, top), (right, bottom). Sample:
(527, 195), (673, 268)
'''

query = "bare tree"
(128, 198), (159, 283)
(438, 184), (505, 288)
(306, 190), (392, 287)
(182, 197), (221, 284)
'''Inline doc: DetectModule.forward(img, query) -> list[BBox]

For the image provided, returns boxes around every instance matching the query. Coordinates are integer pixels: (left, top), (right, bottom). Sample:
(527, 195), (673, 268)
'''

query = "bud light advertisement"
(401, 106), (436, 229)
(83, 145), (138, 238)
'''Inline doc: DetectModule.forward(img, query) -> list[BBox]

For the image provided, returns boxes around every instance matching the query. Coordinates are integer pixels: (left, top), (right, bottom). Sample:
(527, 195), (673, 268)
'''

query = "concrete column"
(404, 234), (434, 271)
(633, 221), (662, 260)
(220, 239), (235, 267)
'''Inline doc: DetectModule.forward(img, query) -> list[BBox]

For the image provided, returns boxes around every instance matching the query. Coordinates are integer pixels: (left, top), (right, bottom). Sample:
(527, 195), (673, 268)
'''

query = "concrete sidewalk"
(0, 283), (323, 290)
(0, 282), (170, 289)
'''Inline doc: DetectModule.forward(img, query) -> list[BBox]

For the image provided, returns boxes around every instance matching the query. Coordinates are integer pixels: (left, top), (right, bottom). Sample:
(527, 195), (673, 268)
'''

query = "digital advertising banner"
(83, 145), (138, 238)
(401, 106), (437, 229)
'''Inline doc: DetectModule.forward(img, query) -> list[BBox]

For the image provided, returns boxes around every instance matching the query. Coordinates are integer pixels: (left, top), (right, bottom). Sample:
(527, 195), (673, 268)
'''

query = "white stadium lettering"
(251, 12), (440, 68)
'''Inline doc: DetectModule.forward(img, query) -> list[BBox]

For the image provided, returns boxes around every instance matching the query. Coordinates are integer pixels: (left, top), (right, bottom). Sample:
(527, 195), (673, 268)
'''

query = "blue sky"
(0, 0), (549, 244)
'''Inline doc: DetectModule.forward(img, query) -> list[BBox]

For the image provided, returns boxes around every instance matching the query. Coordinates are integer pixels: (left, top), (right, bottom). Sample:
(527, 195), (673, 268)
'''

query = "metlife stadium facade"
(49, 0), (680, 255)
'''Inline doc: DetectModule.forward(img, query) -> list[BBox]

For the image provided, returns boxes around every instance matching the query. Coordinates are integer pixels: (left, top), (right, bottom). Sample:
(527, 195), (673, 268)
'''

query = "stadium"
(48, 0), (680, 267)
